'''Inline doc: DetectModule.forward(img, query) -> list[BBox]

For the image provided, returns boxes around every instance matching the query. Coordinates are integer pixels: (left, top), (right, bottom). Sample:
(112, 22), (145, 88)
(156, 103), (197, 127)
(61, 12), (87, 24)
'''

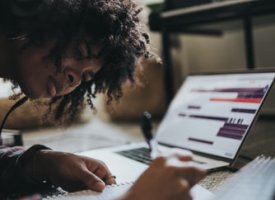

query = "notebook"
(209, 156), (275, 200)
(44, 181), (213, 200)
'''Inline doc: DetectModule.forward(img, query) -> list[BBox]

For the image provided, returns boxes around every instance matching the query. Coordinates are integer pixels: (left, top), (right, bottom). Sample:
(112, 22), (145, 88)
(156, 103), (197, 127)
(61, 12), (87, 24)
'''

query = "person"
(0, 0), (205, 199)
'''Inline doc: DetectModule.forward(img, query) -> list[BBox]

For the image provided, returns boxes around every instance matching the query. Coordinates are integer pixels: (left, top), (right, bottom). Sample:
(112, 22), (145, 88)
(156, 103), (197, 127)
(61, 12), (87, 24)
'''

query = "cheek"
(19, 55), (48, 82)
(15, 52), (55, 98)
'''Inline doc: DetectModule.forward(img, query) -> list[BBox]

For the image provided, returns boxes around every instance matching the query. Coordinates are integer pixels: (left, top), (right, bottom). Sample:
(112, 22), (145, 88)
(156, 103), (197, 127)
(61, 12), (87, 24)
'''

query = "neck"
(0, 34), (14, 79)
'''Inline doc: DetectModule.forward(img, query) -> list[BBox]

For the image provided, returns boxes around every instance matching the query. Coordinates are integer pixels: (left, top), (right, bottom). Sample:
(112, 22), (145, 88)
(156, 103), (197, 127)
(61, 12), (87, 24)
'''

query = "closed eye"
(74, 42), (89, 60)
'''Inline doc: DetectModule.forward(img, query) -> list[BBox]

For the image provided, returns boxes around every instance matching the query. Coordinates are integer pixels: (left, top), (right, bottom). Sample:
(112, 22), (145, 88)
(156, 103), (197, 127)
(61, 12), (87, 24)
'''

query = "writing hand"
(121, 154), (205, 200)
(25, 150), (116, 192)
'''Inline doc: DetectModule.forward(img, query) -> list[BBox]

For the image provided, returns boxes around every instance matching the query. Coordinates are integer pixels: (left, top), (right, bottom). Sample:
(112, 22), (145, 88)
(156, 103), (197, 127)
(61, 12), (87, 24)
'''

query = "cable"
(0, 96), (29, 136)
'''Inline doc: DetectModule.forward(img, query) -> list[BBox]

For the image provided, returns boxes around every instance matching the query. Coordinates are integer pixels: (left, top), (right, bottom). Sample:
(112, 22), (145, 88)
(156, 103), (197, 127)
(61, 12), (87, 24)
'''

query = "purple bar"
(217, 132), (243, 140)
(188, 137), (213, 145)
(238, 94), (265, 98)
(231, 108), (257, 114)
(189, 114), (228, 122)
(218, 130), (244, 137)
(187, 105), (201, 110)
(192, 87), (265, 93)
(192, 87), (268, 99)
(224, 123), (249, 129)
(219, 127), (246, 134)
(215, 88), (264, 93)
(222, 126), (247, 133)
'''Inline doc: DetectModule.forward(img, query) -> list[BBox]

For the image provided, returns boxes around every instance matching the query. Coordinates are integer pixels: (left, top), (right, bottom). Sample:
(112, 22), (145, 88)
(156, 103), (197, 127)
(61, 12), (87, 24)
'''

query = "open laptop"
(79, 71), (275, 183)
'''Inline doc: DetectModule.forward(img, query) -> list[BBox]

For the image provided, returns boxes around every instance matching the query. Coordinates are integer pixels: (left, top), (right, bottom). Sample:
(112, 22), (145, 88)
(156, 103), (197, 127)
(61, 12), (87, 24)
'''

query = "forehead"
(67, 39), (102, 56)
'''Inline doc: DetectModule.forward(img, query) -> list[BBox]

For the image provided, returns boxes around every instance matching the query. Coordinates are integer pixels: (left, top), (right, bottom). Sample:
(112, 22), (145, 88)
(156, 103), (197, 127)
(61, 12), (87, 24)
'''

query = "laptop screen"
(156, 72), (275, 160)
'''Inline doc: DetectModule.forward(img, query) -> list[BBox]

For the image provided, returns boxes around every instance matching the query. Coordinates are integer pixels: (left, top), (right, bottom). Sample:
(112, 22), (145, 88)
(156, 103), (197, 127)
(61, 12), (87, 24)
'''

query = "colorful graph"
(179, 113), (248, 140)
(217, 122), (248, 140)
(192, 86), (269, 104)
(209, 97), (262, 104)
(155, 73), (275, 159)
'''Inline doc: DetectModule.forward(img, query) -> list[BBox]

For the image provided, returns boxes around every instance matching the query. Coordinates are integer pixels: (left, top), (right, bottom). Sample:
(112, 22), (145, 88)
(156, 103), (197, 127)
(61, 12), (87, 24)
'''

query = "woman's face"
(11, 40), (102, 99)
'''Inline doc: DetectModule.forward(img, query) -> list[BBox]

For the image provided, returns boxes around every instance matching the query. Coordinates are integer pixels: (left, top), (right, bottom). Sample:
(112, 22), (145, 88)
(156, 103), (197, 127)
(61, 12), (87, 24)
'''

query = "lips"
(47, 76), (57, 97)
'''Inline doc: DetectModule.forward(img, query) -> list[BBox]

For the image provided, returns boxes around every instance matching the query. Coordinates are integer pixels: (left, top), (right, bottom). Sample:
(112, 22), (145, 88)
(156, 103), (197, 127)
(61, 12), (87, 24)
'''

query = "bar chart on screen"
(178, 86), (268, 141)
(156, 73), (275, 159)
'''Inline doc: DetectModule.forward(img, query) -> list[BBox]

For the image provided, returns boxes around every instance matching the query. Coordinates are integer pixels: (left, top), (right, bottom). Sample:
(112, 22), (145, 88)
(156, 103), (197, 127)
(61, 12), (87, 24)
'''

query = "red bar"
(210, 98), (262, 104)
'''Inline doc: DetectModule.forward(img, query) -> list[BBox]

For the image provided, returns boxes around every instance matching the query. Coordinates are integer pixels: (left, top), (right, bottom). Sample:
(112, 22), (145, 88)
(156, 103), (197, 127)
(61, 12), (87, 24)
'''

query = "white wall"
(178, 17), (275, 114)
(181, 29), (246, 73)
(254, 22), (275, 68)
(177, 18), (275, 73)
(148, 15), (275, 114)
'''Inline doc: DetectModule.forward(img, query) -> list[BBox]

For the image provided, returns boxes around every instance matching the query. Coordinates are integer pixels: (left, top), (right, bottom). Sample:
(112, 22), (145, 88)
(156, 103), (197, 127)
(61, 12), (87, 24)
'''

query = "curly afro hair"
(0, 0), (150, 123)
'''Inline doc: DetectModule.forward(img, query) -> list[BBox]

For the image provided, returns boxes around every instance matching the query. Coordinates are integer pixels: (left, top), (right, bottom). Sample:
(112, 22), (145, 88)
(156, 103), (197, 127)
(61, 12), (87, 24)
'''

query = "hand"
(26, 150), (116, 192)
(121, 154), (206, 200)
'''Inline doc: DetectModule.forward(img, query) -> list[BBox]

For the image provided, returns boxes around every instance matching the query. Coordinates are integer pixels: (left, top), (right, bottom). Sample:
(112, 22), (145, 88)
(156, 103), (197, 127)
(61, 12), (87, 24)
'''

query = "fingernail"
(95, 181), (105, 191)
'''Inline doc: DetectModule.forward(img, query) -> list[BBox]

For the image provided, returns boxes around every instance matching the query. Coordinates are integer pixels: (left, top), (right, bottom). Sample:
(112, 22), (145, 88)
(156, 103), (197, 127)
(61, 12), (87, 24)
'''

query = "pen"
(141, 111), (158, 158)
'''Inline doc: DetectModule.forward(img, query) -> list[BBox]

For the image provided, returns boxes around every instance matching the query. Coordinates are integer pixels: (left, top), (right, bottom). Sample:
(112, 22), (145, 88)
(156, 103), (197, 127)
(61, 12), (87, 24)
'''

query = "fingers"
(86, 159), (116, 185)
(82, 158), (117, 191)
(163, 154), (206, 186)
(179, 181), (193, 200)
(177, 166), (206, 187)
(103, 174), (117, 185)
(154, 153), (193, 164)
(161, 148), (193, 161)
(153, 154), (206, 187)
(94, 165), (116, 185)
(81, 169), (106, 192)
(178, 155), (193, 162)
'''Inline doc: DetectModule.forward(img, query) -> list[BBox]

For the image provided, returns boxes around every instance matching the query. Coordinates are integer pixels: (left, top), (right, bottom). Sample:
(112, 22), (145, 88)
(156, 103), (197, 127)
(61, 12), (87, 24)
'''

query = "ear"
(11, 0), (44, 17)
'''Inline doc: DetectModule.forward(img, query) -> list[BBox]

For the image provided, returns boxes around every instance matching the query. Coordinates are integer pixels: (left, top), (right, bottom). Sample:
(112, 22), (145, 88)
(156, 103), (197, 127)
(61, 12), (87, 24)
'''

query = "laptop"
(79, 71), (275, 183)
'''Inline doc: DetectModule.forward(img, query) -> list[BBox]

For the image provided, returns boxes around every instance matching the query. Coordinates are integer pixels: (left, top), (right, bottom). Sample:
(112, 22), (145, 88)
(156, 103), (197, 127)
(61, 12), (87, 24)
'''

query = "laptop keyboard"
(116, 147), (152, 165)
(116, 147), (207, 166)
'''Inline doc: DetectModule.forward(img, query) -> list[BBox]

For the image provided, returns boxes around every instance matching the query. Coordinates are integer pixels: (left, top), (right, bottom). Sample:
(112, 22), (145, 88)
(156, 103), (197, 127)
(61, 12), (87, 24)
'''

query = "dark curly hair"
(0, 0), (150, 123)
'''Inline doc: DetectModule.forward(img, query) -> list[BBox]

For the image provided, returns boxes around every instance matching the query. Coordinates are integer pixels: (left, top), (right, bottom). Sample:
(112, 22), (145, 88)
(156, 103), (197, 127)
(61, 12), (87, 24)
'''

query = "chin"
(22, 92), (40, 99)
(20, 86), (45, 99)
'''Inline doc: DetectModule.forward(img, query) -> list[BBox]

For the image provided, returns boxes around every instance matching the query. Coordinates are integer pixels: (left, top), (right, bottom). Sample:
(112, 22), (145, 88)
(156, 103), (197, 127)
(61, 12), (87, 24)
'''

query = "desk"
(149, 0), (275, 104)
(22, 115), (275, 191)
(6, 114), (271, 198)
(22, 116), (235, 198)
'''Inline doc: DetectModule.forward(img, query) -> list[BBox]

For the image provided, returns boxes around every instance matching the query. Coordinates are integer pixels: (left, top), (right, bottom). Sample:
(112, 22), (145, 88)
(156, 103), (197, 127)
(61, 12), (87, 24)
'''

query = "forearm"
(0, 145), (52, 195)
(0, 145), (25, 193)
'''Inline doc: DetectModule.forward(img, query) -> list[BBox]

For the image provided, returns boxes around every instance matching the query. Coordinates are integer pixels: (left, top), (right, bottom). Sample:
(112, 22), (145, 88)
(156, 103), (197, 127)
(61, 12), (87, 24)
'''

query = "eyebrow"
(85, 40), (103, 59)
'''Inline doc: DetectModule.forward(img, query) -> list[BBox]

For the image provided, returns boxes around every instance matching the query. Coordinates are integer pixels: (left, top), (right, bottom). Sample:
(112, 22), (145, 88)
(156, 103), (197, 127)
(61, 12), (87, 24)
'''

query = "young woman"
(0, 0), (205, 199)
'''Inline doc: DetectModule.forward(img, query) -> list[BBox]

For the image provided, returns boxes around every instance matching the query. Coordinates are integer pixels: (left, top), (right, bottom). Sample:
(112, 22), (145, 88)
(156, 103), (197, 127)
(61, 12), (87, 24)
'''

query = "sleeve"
(0, 144), (52, 196)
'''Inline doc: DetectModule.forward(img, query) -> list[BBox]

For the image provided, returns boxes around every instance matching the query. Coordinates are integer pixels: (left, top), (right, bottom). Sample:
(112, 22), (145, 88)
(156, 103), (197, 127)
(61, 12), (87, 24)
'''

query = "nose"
(64, 68), (81, 88)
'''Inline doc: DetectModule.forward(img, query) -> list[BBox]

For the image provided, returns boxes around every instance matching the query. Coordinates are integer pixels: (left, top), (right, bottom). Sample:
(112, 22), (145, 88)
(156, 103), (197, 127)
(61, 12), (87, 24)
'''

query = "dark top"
(0, 144), (51, 197)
